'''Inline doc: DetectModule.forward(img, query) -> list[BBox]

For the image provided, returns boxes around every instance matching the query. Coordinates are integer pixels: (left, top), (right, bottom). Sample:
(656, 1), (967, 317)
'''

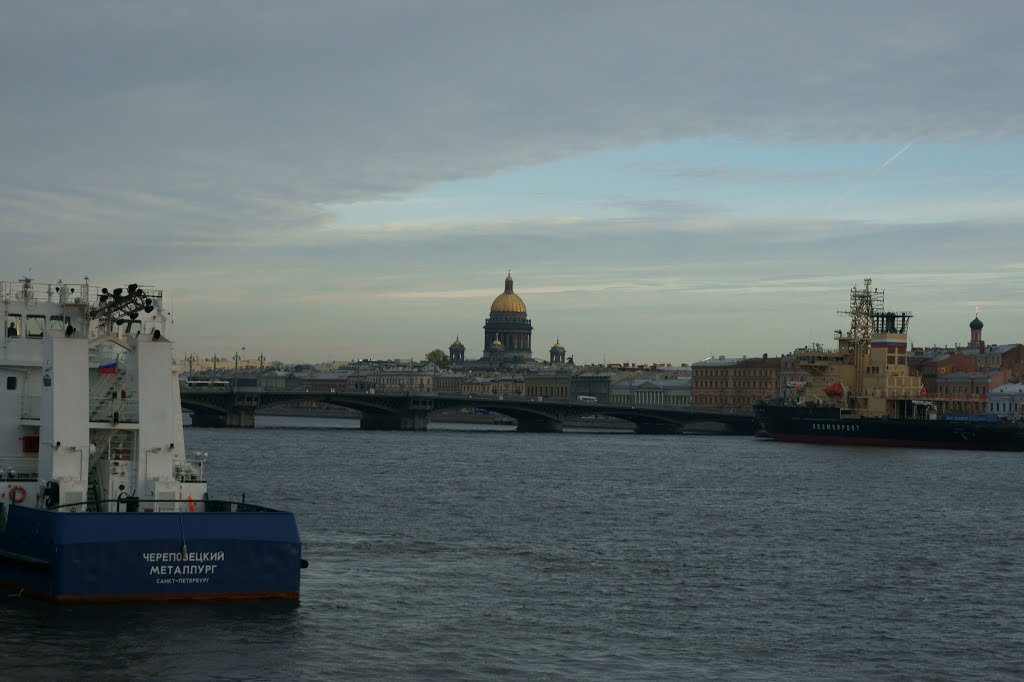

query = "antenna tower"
(841, 278), (884, 340)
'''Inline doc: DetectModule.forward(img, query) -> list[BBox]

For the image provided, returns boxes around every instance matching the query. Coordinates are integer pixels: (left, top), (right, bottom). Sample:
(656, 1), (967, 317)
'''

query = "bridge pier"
(515, 416), (563, 433)
(360, 412), (429, 431)
(225, 407), (256, 428)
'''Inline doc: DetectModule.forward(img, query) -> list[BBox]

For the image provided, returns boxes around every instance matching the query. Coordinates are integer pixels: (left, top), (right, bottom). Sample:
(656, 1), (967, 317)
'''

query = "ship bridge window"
(48, 315), (70, 332)
(5, 314), (20, 337)
(6, 377), (15, 390)
(26, 314), (46, 338)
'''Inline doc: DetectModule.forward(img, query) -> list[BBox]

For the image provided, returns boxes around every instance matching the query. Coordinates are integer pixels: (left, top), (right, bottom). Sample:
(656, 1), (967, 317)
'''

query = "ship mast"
(838, 278), (884, 404)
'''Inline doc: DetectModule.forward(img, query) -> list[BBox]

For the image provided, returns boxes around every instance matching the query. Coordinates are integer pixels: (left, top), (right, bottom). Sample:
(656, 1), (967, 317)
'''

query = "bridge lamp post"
(256, 352), (266, 390)
(233, 347), (246, 390)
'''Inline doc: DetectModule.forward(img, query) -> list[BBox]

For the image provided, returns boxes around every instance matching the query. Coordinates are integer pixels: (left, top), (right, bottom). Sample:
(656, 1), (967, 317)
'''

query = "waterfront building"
(571, 372), (614, 403)
(488, 374), (525, 397)
(989, 383), (1024, 418)
(910, 313), (1024, 380)
(909, 351), (978, 395)
(609, 379), (663, 406)
(523, 371), (571, 400)
(463, 376), (492, 397)
(973, 344), (1024, 377)
(935, 370), (1010, 415)
(483, 272), (532, 363)
(692, 356), (741, 409)
(659, 378), (693, 407)
(299, 371), (354, 392)
(607, 377), (692, 407)
(359, 367), (436, 394)
(692, 354), (780, 412)
(434, 372), (466, 396)
(258, 370), (294, 391)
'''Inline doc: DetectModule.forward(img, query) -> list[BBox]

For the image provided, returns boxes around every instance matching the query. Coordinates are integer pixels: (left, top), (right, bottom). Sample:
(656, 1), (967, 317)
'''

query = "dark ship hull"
(0, 504), (302, 602)
(755, 404), (1024, 451)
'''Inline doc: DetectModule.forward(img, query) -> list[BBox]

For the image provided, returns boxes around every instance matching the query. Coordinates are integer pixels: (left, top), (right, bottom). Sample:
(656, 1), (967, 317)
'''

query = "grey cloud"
(4, 2), (1023, 187)
(3, 0), (1024, 306)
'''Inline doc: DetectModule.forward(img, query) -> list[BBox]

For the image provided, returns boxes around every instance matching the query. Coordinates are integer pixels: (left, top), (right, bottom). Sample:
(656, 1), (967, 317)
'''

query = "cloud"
(4, 2), (1024, 228)
(3, 2), (1024, 360)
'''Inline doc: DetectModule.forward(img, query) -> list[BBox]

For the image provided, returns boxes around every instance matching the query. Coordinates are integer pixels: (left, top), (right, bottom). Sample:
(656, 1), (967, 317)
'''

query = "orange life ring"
(187, 495), (196, 512)
(9, 485), (27, 504)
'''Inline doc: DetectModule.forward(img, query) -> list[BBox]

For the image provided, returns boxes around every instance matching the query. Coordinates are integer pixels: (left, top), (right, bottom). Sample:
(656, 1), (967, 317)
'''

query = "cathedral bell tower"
(549, 338), (566, 364)
(449, 335), (465, 364)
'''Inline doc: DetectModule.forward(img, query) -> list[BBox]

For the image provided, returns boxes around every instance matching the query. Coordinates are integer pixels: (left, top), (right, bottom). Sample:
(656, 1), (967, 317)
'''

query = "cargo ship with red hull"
(755, 279), (1024, 452)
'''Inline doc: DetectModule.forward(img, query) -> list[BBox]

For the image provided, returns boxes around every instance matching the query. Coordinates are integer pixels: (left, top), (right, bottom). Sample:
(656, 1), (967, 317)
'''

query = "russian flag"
(98, 362), (118, 375)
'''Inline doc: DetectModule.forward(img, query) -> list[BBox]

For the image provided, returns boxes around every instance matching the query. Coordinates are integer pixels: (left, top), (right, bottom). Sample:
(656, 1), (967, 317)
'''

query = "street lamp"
(233, 347), (246, 390)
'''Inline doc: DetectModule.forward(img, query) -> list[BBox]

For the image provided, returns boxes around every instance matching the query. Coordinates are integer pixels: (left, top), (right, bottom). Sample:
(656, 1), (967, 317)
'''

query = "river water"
(3, 416), (1023, 680)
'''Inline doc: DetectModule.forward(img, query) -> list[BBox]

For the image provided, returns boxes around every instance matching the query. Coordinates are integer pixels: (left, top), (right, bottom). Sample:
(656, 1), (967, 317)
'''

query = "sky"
(3, 1), (1024, 365)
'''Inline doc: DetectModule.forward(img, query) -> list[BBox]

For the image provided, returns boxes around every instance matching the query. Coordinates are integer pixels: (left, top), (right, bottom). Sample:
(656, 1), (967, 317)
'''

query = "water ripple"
(4, 422), (1023, 679)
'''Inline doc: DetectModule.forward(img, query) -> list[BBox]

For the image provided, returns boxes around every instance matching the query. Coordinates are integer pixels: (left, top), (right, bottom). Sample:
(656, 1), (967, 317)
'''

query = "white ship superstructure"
(2, 277), (206, 512)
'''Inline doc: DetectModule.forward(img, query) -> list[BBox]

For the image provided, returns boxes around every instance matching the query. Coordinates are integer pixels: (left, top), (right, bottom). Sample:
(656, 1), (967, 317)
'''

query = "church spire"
(969, 306), (984, 351)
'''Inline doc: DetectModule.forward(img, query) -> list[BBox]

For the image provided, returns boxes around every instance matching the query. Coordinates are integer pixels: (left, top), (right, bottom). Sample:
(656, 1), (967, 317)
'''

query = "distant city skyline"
(4, 2), (1024, 364)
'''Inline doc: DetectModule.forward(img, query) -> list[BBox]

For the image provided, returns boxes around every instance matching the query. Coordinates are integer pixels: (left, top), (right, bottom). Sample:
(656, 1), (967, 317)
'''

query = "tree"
(425, 349), (450, 370)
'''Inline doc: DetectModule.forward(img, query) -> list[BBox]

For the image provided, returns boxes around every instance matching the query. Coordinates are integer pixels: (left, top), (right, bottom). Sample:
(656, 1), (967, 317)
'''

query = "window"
(5, 314), (20, 337)
(6, 377), (15, 390)
(26, 315), (46, 338)
(49, 315), (69, 332)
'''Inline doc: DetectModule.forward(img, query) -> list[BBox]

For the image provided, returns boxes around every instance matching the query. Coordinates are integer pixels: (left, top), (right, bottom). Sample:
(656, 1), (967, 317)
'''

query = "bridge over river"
(180, 388), (758, 435)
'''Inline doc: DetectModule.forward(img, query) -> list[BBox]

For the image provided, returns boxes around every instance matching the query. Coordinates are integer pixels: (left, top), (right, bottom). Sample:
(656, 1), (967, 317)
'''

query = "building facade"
(692, 355), (780, 412)
(609, 379), (663, 406)
(935, 370), (1009, 414)
(523, 371), (571, 400)
(909, 351), (978, 395)
(974, 344), (1024, 378)
(571, 372), (613, 403)
(989, 383), (1024, 418)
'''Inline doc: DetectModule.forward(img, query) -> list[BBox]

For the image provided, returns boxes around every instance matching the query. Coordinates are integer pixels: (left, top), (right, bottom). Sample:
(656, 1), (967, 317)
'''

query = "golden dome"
(489, 272), (527, 314)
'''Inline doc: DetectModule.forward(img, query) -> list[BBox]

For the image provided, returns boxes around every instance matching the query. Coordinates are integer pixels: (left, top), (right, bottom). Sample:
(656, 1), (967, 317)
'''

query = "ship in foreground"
(1, 277), (304, 601)
(755, 279), (1024, 451)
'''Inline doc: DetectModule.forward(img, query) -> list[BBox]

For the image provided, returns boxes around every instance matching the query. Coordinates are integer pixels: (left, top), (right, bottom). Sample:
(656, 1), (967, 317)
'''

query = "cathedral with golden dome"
(483, 272), (533, 362)
(448, 272), (571, 368)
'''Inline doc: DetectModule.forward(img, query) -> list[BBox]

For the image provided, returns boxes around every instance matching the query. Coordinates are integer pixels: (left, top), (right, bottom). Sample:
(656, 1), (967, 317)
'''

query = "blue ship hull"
(0, 506), (302, 602)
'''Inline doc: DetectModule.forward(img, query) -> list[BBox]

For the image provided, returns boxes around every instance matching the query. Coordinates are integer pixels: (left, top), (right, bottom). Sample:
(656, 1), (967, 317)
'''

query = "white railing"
(1, 456), (38, 481)
(89, 397), (139, 423)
